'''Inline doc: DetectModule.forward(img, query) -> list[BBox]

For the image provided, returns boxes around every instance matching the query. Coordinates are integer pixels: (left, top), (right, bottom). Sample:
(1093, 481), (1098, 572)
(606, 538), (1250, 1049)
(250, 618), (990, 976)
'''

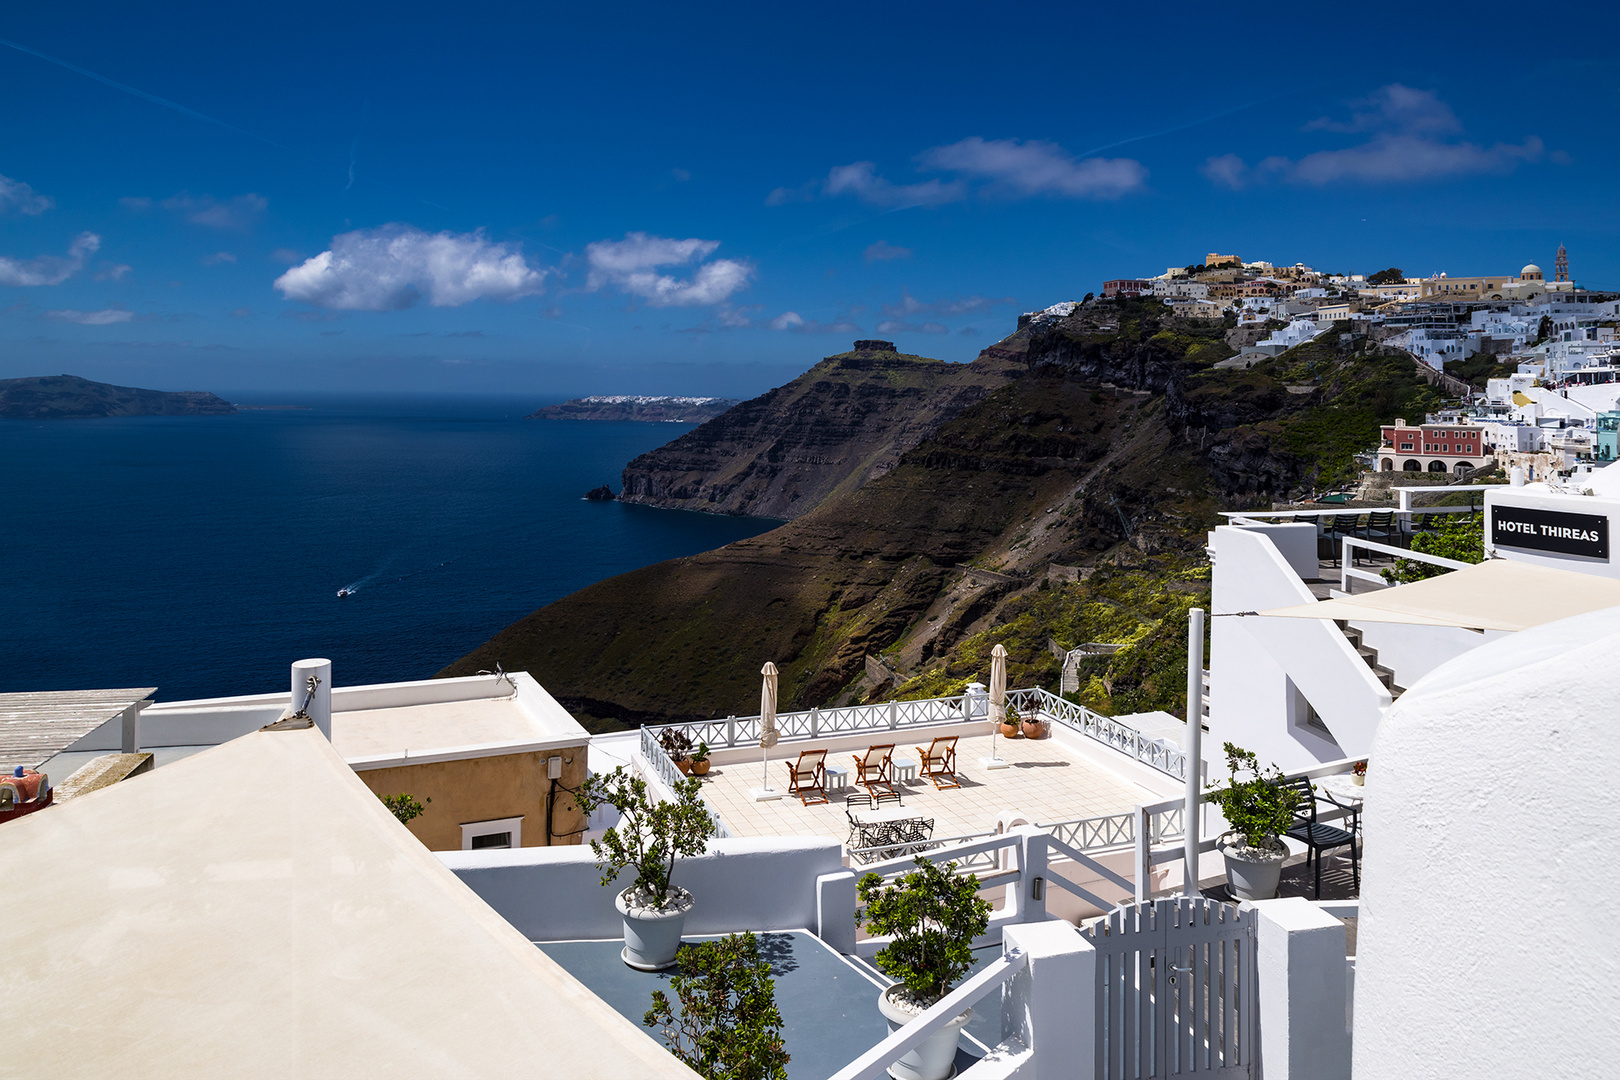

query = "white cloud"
(864, 241), (912, 263)
(0, 174), (53, 215)
(584, 232), (753, 307)
(882, 289), (1015, 318)
(0, 232), (99, 286)
(776, 138), (1145, 208)
(161, 192), (267, 230)
(877, 319), (948, 334)
(1206, 85), (1546, 187)
(274, 225), (548, 311)
(769, 312), (861, 334)
(768, 311), (804, 330)
(46, 307), (133, 325)
(918, 137), (1147, 199)
(201, 251), (237, 265)
(94, 262), (133, 281)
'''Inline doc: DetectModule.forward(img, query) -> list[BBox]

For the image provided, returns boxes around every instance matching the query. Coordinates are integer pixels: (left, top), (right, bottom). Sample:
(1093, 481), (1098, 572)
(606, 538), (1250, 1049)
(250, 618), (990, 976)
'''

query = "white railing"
(1339, 536), (1474, 594)
(646, 685), (1186, 783)
(1005, 687), (1187, 781)
(847, 828), (1002, 870)
(830, 948), (1029, 1080)
(638, 726), (732, 838)
(649, 693), (975, 754)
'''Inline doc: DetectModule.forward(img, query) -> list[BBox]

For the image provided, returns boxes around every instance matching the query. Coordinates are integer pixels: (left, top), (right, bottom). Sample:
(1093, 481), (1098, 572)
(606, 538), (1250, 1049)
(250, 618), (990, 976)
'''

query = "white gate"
(1082, 897), (1256, 1078)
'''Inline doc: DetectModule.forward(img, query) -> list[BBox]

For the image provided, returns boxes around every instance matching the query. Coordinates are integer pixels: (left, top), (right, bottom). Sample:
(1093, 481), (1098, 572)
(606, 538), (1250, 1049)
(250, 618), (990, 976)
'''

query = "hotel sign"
(1491, 504), (1609, 560)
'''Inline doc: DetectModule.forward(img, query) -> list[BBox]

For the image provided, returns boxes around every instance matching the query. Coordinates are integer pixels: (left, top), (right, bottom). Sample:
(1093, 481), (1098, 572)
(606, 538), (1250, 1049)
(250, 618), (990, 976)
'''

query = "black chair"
(1281, 777), (1359, 897)
(1365, 511), (1398, 546)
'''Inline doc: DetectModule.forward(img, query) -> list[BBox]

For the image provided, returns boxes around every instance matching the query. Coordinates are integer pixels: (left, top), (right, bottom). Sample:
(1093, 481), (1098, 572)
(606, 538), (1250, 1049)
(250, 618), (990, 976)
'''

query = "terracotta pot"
(1021, 721), (1043, 740)
(999, 722), (1020, 738)
(676, 758), (692, 775)
(690, 759), (711, 776)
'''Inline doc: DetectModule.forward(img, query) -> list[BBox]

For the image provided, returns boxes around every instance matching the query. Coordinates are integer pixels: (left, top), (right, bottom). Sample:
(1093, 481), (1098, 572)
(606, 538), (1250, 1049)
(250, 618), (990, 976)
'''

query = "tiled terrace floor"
(700, 728), (1174, 847)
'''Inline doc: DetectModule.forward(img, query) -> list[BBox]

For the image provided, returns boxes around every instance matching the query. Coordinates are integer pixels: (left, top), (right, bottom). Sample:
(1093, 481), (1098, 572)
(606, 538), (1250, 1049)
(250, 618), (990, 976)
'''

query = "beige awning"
(1255, 558), (1620, 632)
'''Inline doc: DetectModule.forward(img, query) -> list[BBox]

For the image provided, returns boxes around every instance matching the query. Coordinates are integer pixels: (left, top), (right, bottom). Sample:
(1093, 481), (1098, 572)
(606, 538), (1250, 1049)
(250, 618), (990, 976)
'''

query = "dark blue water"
(0, 396), (778, 701)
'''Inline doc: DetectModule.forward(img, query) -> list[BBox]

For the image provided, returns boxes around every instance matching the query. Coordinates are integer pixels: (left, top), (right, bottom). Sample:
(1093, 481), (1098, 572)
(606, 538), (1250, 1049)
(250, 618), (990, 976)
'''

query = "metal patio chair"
(1281, 776), (1359, 898)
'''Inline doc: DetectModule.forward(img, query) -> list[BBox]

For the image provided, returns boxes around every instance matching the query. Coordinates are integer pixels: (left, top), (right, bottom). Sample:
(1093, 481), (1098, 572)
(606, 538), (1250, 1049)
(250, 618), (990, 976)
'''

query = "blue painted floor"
(538, 932), (1002, 1079)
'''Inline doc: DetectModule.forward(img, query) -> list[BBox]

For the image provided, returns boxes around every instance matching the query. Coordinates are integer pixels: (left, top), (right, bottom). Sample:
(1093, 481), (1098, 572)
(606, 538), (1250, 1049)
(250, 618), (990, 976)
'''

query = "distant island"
(528, 395), (740, 423)
(0, 375), (237, 419)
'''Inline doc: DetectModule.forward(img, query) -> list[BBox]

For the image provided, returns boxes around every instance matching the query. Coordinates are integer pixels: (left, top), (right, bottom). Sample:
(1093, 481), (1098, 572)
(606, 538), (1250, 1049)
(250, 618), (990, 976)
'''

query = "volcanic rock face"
(617, 342), (1020, 520)
(0, 375), (236, 419)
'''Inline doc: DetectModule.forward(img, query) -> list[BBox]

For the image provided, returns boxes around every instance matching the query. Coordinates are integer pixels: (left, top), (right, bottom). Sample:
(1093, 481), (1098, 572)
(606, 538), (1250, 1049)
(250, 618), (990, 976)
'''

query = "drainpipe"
(1183, 609), (1204, 896)
(292, 658), (333, 740)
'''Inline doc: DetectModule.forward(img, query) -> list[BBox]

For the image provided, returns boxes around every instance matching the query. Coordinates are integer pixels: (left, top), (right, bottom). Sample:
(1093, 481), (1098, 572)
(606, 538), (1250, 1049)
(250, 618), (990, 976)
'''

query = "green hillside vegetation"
(445, 301), (1449, 729)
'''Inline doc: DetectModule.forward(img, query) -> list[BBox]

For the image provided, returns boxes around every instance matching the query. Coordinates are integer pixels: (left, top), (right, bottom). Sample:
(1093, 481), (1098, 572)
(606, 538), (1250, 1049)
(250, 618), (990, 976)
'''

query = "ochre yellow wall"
(356, 746), (588, 851)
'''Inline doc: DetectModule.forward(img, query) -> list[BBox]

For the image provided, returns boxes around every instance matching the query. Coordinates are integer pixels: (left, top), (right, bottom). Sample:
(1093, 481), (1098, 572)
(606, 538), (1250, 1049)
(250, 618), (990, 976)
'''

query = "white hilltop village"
(3, 250), (1618, 1078)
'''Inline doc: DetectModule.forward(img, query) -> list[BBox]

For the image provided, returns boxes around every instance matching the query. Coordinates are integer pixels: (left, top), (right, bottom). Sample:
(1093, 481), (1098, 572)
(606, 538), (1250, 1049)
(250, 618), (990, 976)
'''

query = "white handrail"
(829, 948), (1028, 1080)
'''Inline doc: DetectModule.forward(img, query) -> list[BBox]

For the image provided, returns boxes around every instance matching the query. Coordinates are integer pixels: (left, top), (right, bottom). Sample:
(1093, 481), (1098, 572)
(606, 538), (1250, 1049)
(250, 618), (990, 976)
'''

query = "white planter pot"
(1220, 838), (1287, 901)
(876, 984), (971, 1080)
(615, 886), (693, 971)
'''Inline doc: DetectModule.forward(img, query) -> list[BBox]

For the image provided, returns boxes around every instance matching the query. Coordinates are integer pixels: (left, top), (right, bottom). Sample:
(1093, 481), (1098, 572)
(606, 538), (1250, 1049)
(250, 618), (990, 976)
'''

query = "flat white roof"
(0, 724), (693, 1078)
(335, 696), (563, 762)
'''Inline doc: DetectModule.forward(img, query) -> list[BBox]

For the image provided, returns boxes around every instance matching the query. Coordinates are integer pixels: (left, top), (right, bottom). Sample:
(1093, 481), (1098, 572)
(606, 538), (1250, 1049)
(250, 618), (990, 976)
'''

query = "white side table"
(824, 764), (849, 792)
(891, 758), (918, 785)
(1317, 774), (1365, 808)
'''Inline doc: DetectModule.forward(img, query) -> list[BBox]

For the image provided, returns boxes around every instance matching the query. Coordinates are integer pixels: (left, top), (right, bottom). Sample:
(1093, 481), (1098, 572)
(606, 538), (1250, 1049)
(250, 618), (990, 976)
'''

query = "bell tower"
(1555, 243), (1569, 282)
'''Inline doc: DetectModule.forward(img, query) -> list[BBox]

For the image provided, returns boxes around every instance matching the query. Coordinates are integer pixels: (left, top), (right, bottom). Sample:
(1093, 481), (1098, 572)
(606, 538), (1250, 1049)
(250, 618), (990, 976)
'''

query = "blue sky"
(2, 2), (1617, 397)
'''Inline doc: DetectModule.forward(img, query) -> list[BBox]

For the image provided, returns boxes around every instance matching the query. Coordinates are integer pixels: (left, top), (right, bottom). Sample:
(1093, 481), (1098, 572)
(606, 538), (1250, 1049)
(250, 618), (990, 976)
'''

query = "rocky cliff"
(0, 375), (237, 419)
(441, 298), (1446, 730)
(617, 340), (1020, 520)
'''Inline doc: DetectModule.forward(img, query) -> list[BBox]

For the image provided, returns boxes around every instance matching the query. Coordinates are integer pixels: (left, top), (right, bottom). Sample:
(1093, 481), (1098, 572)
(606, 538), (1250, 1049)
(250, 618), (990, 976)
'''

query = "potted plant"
(573, 765), (716, 970)
(690, 741), (712, 777)
(999, 705), (1021, 739)
(1204, 743), (1300, 901)
(1020, 709), (1043, 740)
(658, 728), (695, 774)
(856, 859), (992, 1080)
(1351, 760), (1367, 787)
(644, 932), (790, 1080)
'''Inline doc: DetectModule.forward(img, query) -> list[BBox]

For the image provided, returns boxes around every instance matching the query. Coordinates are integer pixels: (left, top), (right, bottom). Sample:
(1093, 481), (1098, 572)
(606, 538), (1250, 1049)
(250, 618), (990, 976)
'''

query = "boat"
(337, 587), (353, 598)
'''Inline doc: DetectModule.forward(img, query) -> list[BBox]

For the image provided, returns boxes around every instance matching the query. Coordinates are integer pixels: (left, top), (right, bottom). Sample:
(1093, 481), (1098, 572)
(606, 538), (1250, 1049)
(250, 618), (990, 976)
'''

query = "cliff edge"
(617, 340), (1020, 520)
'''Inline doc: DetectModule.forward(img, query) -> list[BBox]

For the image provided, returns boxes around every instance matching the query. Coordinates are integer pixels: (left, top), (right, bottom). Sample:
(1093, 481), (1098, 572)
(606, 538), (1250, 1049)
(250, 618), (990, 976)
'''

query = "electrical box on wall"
(547, 756), (562, 779)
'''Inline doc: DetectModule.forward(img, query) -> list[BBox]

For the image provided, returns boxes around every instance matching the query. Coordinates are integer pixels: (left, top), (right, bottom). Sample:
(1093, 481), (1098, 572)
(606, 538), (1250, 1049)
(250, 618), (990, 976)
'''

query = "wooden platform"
(0, 688), (155, 770)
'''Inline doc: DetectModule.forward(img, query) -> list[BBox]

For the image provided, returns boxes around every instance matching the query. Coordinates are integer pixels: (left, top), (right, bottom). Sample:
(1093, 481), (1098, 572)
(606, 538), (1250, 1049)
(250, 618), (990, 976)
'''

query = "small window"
(460, 815), (524, 850)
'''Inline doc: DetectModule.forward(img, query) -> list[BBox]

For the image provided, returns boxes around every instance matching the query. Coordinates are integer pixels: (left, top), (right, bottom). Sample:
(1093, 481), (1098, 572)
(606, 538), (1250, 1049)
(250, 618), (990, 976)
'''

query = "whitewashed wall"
(1210, 527), (1389, 773)
(1354, 607), (1620, 1080)
(440, 835), (845, 942)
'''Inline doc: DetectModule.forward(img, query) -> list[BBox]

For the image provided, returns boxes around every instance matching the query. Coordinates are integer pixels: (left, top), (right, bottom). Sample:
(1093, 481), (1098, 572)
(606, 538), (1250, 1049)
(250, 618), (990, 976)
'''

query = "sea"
(0, 395), (778, 702)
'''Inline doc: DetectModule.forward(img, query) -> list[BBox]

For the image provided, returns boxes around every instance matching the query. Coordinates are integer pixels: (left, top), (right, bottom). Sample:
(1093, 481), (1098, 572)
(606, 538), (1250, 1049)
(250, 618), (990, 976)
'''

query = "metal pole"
(1183, 609), (1204, 896)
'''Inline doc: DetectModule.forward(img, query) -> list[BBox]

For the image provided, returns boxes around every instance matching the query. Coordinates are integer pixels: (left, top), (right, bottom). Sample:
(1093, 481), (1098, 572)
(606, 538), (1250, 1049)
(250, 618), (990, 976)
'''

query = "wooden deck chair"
(851, 743), (899, 804)
(914, 736), (961, 789)
(784, 748), (829, 805)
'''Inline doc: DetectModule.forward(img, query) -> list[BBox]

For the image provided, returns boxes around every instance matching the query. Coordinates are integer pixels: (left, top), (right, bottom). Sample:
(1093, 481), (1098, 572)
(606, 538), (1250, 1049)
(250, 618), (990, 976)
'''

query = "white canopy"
(1255, 557), (1620, 632)
(0, 725), (694, 1078)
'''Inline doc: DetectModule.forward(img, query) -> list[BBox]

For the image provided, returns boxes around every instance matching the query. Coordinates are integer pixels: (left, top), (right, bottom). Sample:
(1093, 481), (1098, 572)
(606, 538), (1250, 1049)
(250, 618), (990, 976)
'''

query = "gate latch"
(1168, 963), (1193, 986)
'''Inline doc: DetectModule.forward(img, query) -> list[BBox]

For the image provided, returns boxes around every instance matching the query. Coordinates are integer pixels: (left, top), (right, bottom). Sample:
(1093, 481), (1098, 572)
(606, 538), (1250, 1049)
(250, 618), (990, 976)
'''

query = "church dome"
(1520, 264), (1543, 279)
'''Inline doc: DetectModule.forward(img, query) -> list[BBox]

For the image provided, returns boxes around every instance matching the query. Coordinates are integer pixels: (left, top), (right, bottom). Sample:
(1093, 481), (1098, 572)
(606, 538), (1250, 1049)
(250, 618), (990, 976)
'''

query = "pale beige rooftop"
(702, 728), (1173, 845)
(0, 725), (692, 1078)
(332, 697), (554, 759)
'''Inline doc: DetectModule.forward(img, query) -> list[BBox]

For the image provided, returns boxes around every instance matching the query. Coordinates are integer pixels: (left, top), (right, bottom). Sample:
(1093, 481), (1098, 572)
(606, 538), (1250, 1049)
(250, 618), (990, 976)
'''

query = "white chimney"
(291, 658), (333, 740)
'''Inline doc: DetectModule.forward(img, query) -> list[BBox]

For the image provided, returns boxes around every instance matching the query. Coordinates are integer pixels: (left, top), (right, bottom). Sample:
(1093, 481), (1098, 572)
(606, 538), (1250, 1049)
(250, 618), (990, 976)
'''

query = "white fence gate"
(1083, 898), (1256, 1078)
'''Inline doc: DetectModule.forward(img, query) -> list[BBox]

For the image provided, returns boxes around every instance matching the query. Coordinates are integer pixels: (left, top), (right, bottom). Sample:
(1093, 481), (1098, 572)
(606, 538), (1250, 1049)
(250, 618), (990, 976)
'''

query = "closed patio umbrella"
(751, 662), (781, 800)
(984, 644), (1010, 769)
